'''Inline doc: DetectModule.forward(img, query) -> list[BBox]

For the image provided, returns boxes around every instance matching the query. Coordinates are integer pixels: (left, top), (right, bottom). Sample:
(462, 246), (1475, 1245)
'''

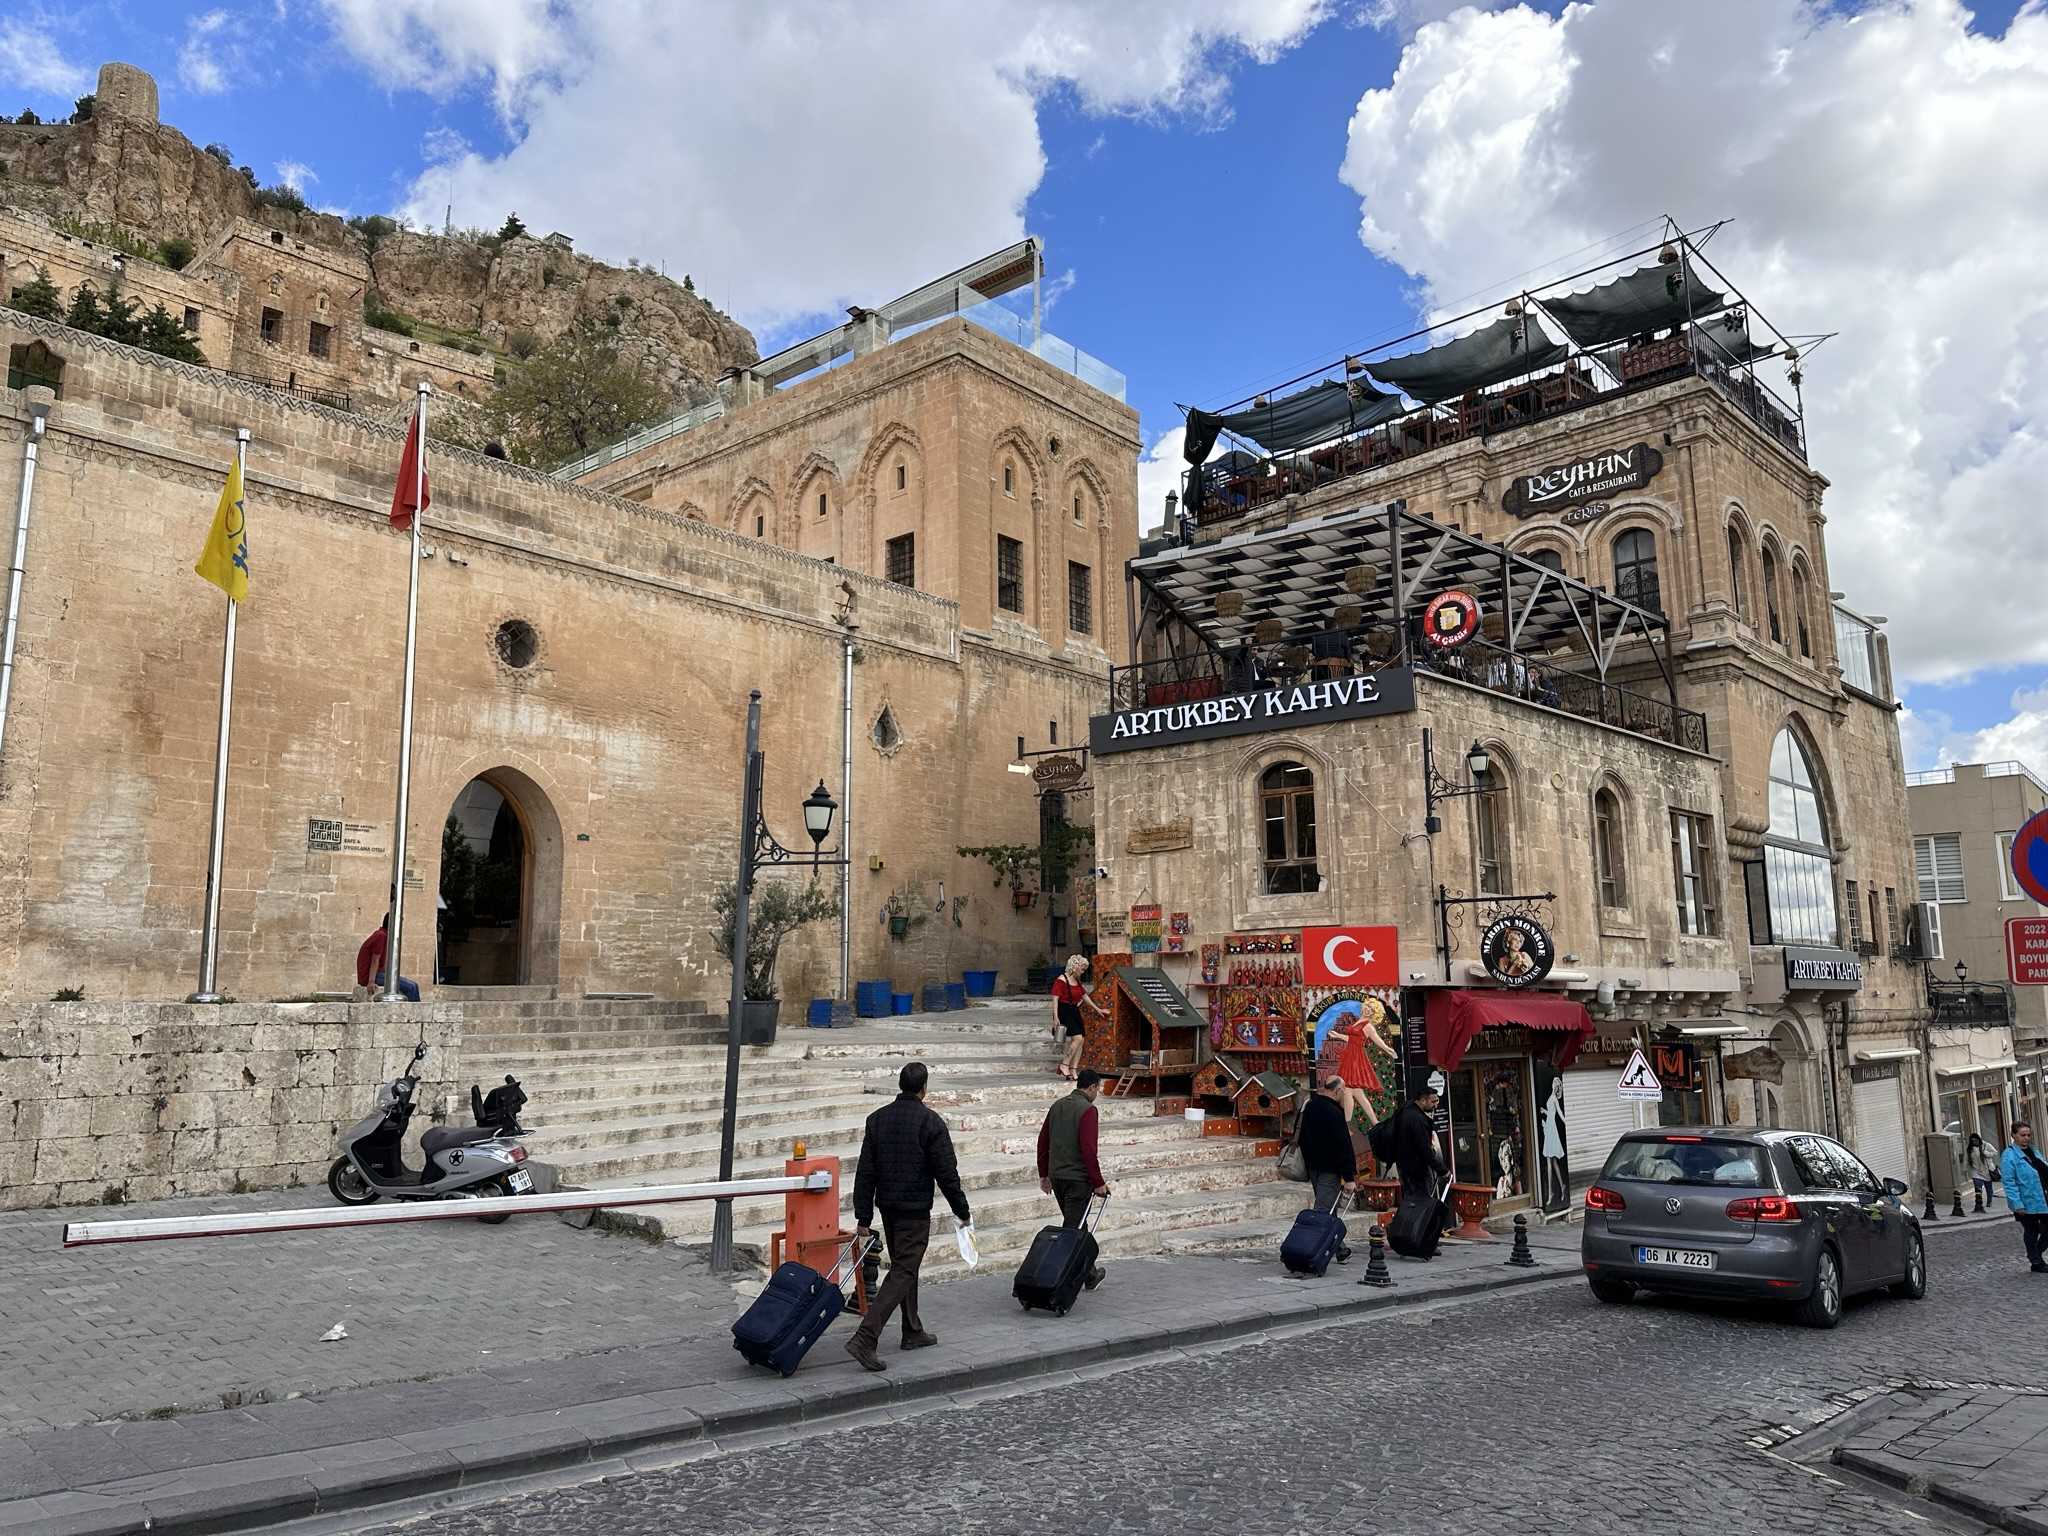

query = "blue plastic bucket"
(856, 980), (892, 1018)
(806, 998), (833, 1028)
(892, 992), (914, 1015)
(921, 983), (950, 1012)
(962, 969), (998, 998)
(944, 981), (967, 1011)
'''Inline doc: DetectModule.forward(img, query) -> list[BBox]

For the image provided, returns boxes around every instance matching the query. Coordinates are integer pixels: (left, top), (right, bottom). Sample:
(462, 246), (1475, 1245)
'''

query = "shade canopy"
(1364, 314), (1569, 406)
(1185, 378), (1405, 462)
(1686, 308), (1776, 368)
(1423, 989), (1595, 1073)
(1542, 257), (1727, 350)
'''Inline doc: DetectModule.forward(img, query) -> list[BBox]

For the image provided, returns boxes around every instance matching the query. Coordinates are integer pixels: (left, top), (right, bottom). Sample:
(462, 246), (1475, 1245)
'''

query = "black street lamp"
(1954, 959), (1969, 985)
(711, 694), (849, 1273)
(1422, 726), (1494, 835)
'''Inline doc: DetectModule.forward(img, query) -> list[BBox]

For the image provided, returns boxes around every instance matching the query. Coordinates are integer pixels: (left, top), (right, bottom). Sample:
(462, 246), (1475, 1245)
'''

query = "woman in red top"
(1050, 954), (1106, 1080)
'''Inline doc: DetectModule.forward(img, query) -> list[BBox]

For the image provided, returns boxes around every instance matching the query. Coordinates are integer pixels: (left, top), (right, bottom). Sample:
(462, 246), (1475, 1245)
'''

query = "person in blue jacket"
(1998, 1121), (2048, 1273)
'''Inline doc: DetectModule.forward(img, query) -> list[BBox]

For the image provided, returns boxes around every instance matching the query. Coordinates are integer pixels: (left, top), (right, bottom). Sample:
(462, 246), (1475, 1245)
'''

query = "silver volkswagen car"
(1580, 1127), (1926, 1328)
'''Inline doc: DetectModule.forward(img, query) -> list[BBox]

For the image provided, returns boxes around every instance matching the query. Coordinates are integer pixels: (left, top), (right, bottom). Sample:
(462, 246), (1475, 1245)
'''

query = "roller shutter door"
(1851, 1074), (1910, 1187)
(1564, 1068), (1639, 1177)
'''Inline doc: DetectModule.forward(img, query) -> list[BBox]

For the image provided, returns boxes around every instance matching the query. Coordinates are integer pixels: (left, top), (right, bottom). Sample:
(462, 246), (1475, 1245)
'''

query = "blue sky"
(5, 0), (2044, 767)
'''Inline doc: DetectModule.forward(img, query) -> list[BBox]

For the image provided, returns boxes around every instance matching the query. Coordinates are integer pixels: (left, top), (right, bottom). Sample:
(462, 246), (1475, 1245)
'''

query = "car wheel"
(1588, 1275), (1634, 1304)
(327, 1157), (377, 1206)
(1797, 1247), (1843, 1329)
(1891, 1232), (1927, 1300)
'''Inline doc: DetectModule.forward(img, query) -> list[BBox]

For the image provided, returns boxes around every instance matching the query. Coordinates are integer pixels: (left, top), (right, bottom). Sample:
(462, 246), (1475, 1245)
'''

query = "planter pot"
(889, 914), (910, 938)
(1012, 890), (1036, 910)
(1358, 1178), (1400, 1213)
(734, 998), (781, 1046)
(962, 968), (998, 997)
(1449, 1182), (1495, 1240)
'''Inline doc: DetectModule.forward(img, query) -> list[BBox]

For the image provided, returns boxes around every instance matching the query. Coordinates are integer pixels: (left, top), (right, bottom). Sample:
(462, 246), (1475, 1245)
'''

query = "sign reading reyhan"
(1091, 667), (1417, 755)
(1503, 443), (1662, 519)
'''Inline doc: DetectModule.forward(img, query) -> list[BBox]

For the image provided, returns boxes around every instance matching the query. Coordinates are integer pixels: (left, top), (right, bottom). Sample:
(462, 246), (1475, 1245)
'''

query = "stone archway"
(1765, 1016), (1819, 1132)
(438, 765), (562, 986)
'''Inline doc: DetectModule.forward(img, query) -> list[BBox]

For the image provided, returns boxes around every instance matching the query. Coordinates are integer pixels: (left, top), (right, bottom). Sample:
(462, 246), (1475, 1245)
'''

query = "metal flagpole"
(710, 690), (763, 1272)
(192, 427), (249, 1003)
(382, 382), (429, 1002)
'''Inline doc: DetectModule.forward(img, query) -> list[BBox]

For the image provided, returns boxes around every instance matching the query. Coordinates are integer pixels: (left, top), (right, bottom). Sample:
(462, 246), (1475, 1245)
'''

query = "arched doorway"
(1765, 1017), (1818, 1132)
(438, 767), (561, 986)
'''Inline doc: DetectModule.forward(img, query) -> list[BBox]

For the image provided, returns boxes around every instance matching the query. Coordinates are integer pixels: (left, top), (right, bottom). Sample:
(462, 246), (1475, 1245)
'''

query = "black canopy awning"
(1363, 314), (1568, 406)
(1542, 257), (1727, 349)
(1687, 308), (1776, 367)
(1185, 378), (1405, 462)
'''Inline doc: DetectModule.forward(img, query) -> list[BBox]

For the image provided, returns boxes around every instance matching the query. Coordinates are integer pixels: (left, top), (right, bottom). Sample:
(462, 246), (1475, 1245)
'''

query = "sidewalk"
(1833, 1386), (2048, 1535)
(0, 1212), (1576, 1535)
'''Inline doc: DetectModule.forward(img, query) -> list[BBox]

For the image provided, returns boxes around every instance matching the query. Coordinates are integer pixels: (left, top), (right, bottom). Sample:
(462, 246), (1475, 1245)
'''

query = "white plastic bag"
(953, 1220), (979, 1269)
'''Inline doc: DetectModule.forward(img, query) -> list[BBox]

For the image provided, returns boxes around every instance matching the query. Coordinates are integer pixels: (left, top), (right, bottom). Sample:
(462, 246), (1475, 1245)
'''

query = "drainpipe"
(839, 614), (857, 1001)
(0, 393), (53, 767)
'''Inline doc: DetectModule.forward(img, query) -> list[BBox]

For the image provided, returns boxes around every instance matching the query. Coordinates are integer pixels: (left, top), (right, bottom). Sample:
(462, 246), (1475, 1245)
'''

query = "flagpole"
(382, 382), (428, 1003)
(192, 427), (249, 1004)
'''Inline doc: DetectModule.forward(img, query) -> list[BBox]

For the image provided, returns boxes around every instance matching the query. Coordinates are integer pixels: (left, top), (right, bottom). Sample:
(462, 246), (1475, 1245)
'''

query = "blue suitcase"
(1281, 1192), (1349, 1277)
(732, 1237), (870, 1376)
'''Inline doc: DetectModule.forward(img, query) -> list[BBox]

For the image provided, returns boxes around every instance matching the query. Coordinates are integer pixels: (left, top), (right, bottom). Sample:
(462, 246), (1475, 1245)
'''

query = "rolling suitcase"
(1280, 1188), (1350, 1277)
(732, 1234), (872, 1376)
(1013, 1194), (1106, 1316)
(1386, 1175), (1452, 1260)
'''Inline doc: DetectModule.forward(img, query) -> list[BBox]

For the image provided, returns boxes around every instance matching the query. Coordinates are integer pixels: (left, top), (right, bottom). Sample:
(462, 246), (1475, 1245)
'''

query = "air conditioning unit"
(1897, 900), (1942, 963)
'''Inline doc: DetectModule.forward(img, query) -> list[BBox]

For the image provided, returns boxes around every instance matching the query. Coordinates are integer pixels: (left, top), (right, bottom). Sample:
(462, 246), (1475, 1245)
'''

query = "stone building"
(0, 238), (1136, 1007)
(193, 218), (370, 405)
(1091, 233), (1935, 1208)
(1907, 760), (2048, 1138)
(0, 207), (240, 364)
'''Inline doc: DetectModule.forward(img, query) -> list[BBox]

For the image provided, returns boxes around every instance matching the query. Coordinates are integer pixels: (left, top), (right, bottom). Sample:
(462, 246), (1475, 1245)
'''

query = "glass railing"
(553, 395), (726, 480)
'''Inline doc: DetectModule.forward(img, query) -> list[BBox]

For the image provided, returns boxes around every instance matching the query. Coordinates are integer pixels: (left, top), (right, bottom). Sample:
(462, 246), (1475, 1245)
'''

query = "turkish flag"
(390, 406), (430, 531)
(1301, 925), (1399, 987)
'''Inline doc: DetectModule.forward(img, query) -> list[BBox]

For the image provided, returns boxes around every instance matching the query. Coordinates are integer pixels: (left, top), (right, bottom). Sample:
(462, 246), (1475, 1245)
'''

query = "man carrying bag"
(1381, 1070), (1450, 1261)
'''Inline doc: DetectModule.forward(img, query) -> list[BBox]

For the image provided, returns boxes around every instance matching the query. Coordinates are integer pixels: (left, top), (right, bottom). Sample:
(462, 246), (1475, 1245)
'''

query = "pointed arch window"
(1791, 562), (1812, 658)
(1612, 528), (1660, 613)
(1755, 728), (1837, 945)
(1762, 548), (1783, 644)
(1594, 785), (1628, 908)
(1475, 761), (1512, 896)
(1726, 525), (1748, 617)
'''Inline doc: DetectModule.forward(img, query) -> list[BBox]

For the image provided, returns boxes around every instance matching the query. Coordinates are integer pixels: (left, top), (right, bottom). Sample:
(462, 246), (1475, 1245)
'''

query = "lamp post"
(710, 692), (849, 1273)
(1421, 726), (1492, 835)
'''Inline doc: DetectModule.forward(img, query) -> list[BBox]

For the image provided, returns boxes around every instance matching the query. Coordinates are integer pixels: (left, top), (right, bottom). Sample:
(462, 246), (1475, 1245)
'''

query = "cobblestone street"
(362, 1223), (2047, 1536)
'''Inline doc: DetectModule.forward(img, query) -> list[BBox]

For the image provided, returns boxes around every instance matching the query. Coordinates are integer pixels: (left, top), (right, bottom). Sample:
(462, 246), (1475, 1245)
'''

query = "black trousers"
(853, 1210), (929, 1345)
(1052, 1176), (1094, 1228)
(2020, 1212), (2048, 1269)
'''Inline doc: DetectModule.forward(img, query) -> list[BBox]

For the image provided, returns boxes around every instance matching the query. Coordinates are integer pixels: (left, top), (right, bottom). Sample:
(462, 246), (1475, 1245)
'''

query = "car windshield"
(1604, 1138), (1766, 1187)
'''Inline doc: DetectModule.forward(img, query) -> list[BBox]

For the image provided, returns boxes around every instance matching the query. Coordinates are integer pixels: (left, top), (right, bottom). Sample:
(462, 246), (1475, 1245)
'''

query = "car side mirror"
(1883, 1178), (1909, 1199)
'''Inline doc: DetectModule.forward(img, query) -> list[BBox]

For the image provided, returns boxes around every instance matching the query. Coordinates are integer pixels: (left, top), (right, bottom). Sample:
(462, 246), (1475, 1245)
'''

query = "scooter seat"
(421, 1125), (499, 1157)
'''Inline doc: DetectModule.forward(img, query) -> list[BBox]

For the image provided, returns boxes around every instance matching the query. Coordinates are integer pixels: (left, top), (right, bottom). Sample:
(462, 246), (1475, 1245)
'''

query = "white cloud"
(178, 9), (235, 95)
(1138, 425), (1233, 536)
(274, 159), (318, 192)
(1356, 0), (1512, 37)
(1908, 681), (2048, 775)
(1337, 0), (2048, 687)
(0, 17), (89, 96)
(317, 0), (1328, 330)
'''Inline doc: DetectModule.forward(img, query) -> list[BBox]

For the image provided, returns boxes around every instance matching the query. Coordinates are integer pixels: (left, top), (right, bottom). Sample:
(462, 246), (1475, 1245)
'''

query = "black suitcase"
(1013, 1195), (1105, 1316)
(1386, 1178), (1451, 1260)
(732, 1235), (871, 1376)
(1281, 1190), (1349, 1277)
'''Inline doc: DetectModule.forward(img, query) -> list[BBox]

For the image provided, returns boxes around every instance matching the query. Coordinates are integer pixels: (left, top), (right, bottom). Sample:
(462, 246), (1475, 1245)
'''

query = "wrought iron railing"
(1927, 980), (2013, 1027)
(227, 370), (352, 412)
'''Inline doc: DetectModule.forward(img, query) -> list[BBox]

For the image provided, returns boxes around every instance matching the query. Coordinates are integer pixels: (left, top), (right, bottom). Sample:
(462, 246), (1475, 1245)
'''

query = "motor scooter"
(327, 1039), (533, 1221)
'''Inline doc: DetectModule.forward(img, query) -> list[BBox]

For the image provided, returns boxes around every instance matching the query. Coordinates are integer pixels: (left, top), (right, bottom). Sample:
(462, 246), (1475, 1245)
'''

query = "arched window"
(1761, 728), (1837, 944)
(1791, 561), (1812, 659)
(1260, 761), (1321, 895)
(1726, 524), (1748, 617)
(1524, 546), (1566, 577)
(1762, 547), (1783, 644)
(1612, 529), (1660, 613)
(1594, 785), (1627, 908)
(1475, 758), (1512, 896)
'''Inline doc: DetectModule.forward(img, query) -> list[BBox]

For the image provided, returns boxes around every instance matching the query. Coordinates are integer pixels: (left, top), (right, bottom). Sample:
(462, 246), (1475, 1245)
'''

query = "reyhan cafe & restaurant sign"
(1502, 443), (1662, 523)
(1091, 667), (1417, 755)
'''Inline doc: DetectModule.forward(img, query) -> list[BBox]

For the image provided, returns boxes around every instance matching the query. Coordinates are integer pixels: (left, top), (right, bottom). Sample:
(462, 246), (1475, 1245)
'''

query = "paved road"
(363, 1223), (2046, 1536)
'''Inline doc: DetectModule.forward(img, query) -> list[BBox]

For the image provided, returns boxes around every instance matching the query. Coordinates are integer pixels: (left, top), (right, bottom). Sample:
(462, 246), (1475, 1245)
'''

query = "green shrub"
(159, 236), (195, 271)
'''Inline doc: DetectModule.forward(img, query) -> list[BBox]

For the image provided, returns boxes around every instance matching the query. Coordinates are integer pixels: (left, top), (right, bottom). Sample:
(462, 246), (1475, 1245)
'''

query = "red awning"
(1423, 989), (1596, 1074)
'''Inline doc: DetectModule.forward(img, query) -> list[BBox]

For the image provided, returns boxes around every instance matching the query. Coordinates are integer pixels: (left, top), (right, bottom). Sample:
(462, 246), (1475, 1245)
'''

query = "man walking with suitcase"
(1037, 1068), (1113, 1288)
(1383, 1069), (1450, 1261)
(1298, 1074), (1358, 1263)
(846, 1062), (971, 1372)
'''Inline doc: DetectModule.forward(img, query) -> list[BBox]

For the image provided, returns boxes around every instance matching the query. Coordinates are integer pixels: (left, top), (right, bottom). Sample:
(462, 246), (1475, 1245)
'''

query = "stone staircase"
(466, 997), (1306, 1279)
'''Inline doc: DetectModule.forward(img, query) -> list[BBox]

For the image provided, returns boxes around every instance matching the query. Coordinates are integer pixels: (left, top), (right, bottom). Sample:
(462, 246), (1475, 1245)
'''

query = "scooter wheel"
(327, 1157), (378, 1206)
(469, 1177), (514, 1225)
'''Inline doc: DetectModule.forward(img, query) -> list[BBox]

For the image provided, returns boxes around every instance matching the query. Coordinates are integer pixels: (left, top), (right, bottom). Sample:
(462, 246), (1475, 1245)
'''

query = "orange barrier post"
(774, 1147), (865, 1308)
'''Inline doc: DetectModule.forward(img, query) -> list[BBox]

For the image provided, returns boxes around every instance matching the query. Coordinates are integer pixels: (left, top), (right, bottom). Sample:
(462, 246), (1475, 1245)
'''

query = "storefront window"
(1259, 761), (1321, 894)
(1761, 728), (1837, 944)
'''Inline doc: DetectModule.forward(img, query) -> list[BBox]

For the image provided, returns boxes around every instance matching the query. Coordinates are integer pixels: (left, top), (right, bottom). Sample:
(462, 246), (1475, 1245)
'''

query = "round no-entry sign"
(2013, 807), (2048, 907)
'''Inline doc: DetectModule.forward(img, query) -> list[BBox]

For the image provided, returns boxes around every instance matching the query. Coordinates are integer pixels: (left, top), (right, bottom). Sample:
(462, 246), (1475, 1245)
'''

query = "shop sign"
(1650, 1042), (1700, 1092)
(1479, 912), (1554, 989)
(1099, 912), (1127, 938)
(1130, 904), (1163, 954)
(1127, 820), (1194, 854)
(1301, 925), (1399, 986)
(1401, 992), (1453, 1144)
(2008, 917), (2048, 986)
(1851, 1060), (1901, 1084)
(1502, 442), (1663, 519)
(1784, 946), (1863, 991)
(1421, 589), (1481, 651)
(307, 818), (386, 856)
(1721, 1045), (1785, 1084)
(2013, 808), (2048, 906)
(1090, 666), (1417, 756)
(1031, 754), (1087, 790)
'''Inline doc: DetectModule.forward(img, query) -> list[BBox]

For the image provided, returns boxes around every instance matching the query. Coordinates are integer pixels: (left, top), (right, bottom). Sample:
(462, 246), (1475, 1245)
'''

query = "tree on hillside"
(485, 316), (670, 469)
(498, 212), (528, 241)
(15, 110), (41, 126)
(63, 283), (102, 333)
(140, 303), (206, 364)
(71, 94), (94, 123)
(7, 266), (62, 320)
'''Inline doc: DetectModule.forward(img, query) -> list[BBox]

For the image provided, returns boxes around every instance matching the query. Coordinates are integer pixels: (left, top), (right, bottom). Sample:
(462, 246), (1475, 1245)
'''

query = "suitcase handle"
(827, 1232), (878, 1293)
(1081, 1191), (1109, 1234)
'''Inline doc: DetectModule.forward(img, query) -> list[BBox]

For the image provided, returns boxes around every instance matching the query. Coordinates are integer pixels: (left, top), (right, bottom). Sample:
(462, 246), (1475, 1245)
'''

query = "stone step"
(520, 1077), (1178, 1133)
(456, 1004), (712, 1033)
(438, 985), (560, 1001)
(804, 1034), (1060, 1062)
(470, 1028), (733, 1055)
(478, 1044), (813, 1079)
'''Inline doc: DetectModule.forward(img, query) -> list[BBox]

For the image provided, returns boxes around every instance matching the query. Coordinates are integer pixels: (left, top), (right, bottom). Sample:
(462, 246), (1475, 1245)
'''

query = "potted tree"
(711, 879), (840, 1044)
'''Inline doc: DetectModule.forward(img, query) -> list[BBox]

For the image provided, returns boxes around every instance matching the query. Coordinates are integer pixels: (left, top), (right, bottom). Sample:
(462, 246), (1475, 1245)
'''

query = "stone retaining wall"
(0, 1000), (463, 1210)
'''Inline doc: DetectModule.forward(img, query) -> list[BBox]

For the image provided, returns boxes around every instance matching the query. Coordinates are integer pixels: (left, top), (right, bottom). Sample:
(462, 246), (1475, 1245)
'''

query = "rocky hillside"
(0, 110), (757, 405)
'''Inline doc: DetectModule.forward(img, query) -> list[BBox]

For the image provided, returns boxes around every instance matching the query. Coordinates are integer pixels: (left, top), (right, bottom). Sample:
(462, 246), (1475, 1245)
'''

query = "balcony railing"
(1927, 980), (2013, 1027)
(1108, 634), (1707, 753)
(226, 369), (352, 412)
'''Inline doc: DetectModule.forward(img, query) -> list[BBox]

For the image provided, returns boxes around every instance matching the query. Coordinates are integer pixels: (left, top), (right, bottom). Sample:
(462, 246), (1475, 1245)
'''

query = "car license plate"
(1635, 1246), (1713, 1270)
(507, 1170), (533, 1193)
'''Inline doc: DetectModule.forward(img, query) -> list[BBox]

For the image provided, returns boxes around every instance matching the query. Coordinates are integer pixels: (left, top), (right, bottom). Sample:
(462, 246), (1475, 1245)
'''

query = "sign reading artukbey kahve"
(1784, 946), (1863, 991)
(1091, 667), (1417, 756)
(1502, 443), (1663, 521)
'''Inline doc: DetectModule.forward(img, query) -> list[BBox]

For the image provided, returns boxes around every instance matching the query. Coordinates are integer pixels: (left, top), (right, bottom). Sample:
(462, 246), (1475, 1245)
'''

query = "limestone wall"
(1, 205), (239, 365)
(362, 326), (496, 406)
(0, 1000), (462, 1211)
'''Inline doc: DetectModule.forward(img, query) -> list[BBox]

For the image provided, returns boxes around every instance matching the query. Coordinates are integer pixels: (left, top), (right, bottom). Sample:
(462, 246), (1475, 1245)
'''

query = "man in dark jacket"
(1385, 1069), (1449, 1261)
(847, 1061), (970, 1371)
(1037, 1068), (1113, 1287)
(1297, 1074), (1357, 1262)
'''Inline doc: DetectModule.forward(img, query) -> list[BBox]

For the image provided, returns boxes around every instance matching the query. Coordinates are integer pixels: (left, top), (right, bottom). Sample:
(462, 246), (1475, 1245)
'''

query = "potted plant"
(884, 883), (931, 941)
(711, 879), (840, 1044)
(1025, 954), (1054, 991)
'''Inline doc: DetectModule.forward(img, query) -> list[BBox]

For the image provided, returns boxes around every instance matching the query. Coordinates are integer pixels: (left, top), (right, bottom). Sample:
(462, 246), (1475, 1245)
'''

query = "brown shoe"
(900, 1329), (939, 1350)
(844, 1335), (887, 1372)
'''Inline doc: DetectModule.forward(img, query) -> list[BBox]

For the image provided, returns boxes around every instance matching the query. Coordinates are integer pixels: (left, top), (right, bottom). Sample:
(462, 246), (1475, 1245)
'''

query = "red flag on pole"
(390, 407), (430, 530)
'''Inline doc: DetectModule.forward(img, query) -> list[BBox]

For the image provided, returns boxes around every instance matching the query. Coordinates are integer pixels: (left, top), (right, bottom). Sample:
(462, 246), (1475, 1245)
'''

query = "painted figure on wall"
(1536, 1063), (1569, 1214)
(1311, 994), (1397, 1131)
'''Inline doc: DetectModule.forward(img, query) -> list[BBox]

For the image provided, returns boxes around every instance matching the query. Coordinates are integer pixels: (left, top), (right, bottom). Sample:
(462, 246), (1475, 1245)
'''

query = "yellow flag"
(194, 457), (249, 602)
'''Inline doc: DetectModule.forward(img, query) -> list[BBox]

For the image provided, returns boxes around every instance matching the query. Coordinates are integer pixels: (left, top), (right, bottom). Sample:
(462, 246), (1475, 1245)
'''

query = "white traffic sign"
(1617, 1047), (1664, 1102)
